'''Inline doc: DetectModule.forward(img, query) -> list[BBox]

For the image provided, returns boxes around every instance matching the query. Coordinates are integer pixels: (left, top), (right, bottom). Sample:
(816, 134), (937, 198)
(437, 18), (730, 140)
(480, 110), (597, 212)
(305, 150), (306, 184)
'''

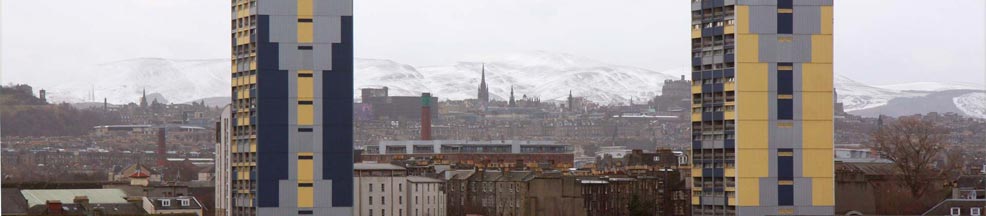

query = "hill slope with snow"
(47, 58), (230, 105)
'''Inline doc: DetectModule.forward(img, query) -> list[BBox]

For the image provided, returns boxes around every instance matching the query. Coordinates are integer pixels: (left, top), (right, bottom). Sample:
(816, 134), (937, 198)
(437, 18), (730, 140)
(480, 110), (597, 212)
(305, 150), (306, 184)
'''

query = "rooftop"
(354, 162), (406, 171)
(21, 189), (128, 207)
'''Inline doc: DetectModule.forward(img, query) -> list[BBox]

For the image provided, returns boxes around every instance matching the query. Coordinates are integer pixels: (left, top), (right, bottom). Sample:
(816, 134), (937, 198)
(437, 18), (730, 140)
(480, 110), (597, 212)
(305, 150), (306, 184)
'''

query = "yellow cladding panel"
(802, 148), (834, 178)
(736, 34), (759, 63)
(692, 28), (701, 39)
(812, 35), (834, 63)
(736, 93), (768, 120)
(298, 22), (313, 43)
(725, 168), (735, 177)
(724, 82), (735, 91)
(736, 177), (760, 206)
(692, 112), (702, 122)
(803, 120), (833, 149)
(692, 84), (702, 93)
(803, 92), (833, 121)
(249, 142), (257, 152)
(737, 149), (768, 177)
(298, 0), (313, 18)
(692, 167), (702, 177)
(820, 6), (834, 35)
(298, 104), (314, 125)
(736, 5), (749, 34)
(298, 186), (313, 208)
(724, 25), (734, 34)
(802, 63), (833, 92)
(692, 196), (701, 205)
(737, 120), (768, 149)
(298, 158), (313, 182)
(298, 70), (314, 99)
(736, 63), (768, 92)
(812, 177), (835, 206)
(724, 111), (735, 120)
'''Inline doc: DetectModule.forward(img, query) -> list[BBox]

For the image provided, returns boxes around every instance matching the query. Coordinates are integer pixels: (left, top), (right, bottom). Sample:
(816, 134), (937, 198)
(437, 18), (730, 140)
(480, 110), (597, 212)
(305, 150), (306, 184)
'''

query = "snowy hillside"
(48, 58), (230, 105)
(954, 92), (986, 119)
(877, 82), (984, 92)
(833, 75), (926, 111)
(356, 51), (677, 105)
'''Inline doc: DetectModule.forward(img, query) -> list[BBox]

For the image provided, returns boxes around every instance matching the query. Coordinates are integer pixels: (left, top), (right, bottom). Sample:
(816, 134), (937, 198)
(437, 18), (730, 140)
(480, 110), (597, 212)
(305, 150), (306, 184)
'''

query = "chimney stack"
(73, 196), (90, 205)
(46, 200), (63, 215)
(157, 128), (166, 167)
(420, 93), (432, 140)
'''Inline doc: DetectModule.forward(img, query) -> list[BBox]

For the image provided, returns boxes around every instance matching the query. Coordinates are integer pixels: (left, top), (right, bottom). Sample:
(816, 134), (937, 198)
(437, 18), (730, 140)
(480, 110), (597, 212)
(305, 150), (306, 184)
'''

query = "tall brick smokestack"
(157, 127), (166, 166)
(421, 93), (432, 140)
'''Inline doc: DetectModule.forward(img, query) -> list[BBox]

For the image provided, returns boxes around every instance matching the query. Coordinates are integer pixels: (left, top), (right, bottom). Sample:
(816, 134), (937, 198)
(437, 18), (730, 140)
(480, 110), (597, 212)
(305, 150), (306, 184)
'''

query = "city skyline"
(1, 0), (984, 90)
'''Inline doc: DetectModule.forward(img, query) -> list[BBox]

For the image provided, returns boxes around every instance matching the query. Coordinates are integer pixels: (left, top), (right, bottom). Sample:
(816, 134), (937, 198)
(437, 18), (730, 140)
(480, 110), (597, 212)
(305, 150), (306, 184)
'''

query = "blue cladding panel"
(778, 0), (793, 9)
(322, 16), (354, 207)
(693, 141), (703, 149)
(693, 57), (702, 66)
(725, 139), (735, 149)
(778, 185), (794, 206)
(778, 70), (793, 95)
(692, 72), (702, 80)
(778, 155), (793, 180)
(778, 13), (793, 34)
(255, 14), (290, 208)
(778, 99), (793, 120)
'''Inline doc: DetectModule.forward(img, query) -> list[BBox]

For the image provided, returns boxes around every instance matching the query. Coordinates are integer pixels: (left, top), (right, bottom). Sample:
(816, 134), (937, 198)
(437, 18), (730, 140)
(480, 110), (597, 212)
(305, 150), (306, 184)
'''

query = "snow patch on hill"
(954, 92), (986, 119)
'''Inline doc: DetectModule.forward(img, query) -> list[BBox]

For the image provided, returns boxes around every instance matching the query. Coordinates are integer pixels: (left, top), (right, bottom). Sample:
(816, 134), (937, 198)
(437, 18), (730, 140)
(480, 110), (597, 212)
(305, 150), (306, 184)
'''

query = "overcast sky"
(2, 0), (984, 89)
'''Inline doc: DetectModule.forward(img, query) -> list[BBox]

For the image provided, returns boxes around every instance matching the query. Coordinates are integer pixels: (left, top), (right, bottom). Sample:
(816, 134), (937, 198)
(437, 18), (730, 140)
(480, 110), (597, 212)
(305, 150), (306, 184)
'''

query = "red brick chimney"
(46, 200), (63, 215)
(157, 128), (166, 166)
(420, 93), (432, 140)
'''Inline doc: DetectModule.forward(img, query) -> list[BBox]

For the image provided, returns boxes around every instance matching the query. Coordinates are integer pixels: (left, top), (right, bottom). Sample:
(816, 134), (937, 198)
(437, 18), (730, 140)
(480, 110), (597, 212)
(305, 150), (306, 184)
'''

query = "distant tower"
(139, 89), (148, 108)
(420, 93), (432, 140)
(567, 90), (574, 112)
(103, 98), (108, 111)
(508, 86), (516, 107)
(477, 64), (490, 103)
(156, 128), (166, 167)
(39, 89), (47, 103)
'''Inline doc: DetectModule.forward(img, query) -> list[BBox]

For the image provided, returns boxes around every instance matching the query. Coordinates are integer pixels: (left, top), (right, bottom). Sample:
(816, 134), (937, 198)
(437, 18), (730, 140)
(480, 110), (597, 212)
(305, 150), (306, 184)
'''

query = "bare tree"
(870, 117), (948, 197)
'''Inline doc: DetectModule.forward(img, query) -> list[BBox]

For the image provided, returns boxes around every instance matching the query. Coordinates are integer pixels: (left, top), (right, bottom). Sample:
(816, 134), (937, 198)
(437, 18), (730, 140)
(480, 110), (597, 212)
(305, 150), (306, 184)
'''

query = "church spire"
(477, 63), (489, 104)
(508, 85), (516, 107)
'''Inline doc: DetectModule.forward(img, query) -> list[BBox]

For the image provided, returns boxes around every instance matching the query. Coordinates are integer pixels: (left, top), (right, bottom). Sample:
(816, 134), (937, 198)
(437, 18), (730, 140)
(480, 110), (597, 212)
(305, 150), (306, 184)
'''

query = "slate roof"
(20, 189), (128, 207)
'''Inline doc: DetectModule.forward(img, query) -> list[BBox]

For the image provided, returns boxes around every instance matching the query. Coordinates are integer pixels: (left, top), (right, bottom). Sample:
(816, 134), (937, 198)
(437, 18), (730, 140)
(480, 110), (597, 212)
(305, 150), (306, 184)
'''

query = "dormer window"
(951, 207), (961, 216)
(972, 208), (981, 216)
(179, 199), (190, 206)
(161, 199), (171, 206)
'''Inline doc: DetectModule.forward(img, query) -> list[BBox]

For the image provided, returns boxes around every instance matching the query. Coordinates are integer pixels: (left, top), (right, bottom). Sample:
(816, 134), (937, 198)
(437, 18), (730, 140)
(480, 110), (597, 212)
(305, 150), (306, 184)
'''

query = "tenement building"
(352, 163), (446, 216)
(229, 0), (354, 215)
(690, 0), (834, 215)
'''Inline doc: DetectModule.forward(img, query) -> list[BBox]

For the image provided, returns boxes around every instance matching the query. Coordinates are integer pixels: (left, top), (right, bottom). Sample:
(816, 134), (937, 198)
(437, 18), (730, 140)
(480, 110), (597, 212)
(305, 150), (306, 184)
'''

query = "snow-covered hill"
(954, 92), (986, 119)
(48, 58), (230, 105)
(356, 51), (677, 105)
(833, 75), (926, 112)
(42, 53), (985, 119)
(876, 82), (984, 92)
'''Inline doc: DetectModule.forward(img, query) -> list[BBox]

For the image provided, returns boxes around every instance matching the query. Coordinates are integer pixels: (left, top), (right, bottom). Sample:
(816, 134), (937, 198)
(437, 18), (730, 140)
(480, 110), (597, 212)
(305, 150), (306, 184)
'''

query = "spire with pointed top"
(509, 85), (516, 107)
(139, 88), (148, 108)
(477, 63), (490, 104)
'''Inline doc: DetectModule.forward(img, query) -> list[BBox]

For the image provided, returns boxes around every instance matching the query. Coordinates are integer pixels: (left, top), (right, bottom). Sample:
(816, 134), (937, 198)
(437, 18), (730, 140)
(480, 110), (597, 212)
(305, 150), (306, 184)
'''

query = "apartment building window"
(370, 183), (373, 192)
(778, 149), (794, 206)
(399, 183), (403, 192)
(382, 196), (385, 205)
(369, 196), (373, 205)
(381, 184), (385, 192)
(382, 209), (385, 216)
(951, 207), (961, 216)
(777, 0), (793, 34)
(369, 209), (374, 216)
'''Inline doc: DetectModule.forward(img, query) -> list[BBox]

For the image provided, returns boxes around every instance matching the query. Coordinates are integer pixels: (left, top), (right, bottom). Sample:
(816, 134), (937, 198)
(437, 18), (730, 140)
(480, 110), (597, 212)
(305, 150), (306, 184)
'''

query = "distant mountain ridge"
(42, 53), (985, 118)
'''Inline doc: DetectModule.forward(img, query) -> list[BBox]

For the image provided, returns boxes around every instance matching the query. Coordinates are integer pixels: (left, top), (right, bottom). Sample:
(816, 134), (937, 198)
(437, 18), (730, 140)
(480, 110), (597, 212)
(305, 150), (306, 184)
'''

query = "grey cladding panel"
(268, 16), (299, 44)
(758, 34), (778, 63)
(759, 178), (778, 206)
(794, 0), (833, 6)
(748, 5), (777, 34)
(279, 180), (299, 208)
(738, 0), (777, 6)
(314, 0), (353, 16)
(278, 45), (303, 70)
(314, 43), (334, 70)
(314, 17), (342, 44)
(258, 0), (298, 16)
(794, 6), (821, 35)
(314, 180), (334, 207)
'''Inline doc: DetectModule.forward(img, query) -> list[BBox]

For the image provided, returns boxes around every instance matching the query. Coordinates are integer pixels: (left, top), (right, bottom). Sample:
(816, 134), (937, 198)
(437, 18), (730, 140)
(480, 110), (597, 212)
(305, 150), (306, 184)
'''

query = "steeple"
(567, 90), (574, 112)
(508, 85), (516, 107)
(139, 88), (148, 108)
(477, 64), (490, 104)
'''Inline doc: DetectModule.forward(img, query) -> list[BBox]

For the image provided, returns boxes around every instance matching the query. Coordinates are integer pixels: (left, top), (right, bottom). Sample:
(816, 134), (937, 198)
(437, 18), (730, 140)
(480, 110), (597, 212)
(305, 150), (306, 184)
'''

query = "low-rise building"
(353, 163), (446, 216)
(142, 196), (204, 216)
(362, 140), (574, 170)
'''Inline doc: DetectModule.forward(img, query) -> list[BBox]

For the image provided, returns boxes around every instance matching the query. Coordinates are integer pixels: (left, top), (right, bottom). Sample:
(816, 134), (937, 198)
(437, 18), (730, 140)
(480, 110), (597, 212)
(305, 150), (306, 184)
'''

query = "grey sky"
(2, 0), (984, 88)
